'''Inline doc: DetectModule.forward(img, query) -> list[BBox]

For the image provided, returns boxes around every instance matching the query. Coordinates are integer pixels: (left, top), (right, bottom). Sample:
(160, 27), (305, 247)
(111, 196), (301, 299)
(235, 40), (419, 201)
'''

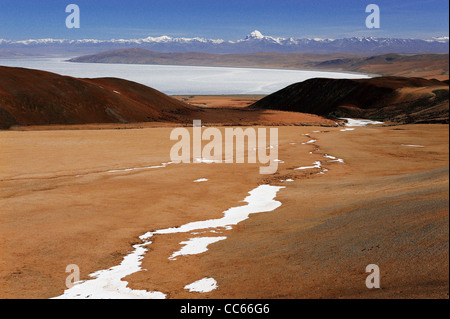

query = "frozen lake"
(0, 58), (370, 95)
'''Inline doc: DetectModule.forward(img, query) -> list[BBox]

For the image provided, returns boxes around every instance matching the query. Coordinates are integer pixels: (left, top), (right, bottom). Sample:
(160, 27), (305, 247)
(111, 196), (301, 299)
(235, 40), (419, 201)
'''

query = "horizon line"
(1, 30), (449, 42)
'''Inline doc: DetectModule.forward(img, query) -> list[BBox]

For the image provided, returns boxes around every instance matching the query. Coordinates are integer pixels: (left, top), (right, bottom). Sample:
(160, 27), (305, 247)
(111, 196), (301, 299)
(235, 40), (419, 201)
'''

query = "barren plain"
(1, 118), (448, 299)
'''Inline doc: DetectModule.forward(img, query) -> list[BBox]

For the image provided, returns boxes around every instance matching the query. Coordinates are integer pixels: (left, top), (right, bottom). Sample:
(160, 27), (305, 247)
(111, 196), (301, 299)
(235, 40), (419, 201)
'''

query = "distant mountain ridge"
(1, 31), (448, 55)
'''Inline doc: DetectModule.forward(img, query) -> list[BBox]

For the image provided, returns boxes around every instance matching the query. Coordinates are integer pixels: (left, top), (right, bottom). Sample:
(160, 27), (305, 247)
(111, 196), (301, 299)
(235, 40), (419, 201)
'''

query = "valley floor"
(0, 123), (448, 299)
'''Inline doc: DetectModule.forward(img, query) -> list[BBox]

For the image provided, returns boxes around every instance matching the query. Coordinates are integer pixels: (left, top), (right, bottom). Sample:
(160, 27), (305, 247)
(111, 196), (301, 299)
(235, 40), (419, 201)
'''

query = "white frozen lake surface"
(0, 58), (370, 95)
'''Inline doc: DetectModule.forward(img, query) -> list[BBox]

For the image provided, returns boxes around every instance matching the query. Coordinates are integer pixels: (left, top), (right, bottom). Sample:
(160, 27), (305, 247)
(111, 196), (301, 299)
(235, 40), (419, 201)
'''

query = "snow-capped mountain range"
(1, 31), (448, 55)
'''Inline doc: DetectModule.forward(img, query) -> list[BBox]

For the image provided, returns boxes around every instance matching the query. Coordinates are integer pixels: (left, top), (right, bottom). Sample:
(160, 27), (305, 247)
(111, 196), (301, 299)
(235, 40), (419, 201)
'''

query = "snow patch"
(169, 237), (227, 260)
(341, 118), (384, 127)
(184, 278), (218, 293)
(194, 178), (209, 182)
(295, 161), (322, 170)
(401, 144), (425, 148)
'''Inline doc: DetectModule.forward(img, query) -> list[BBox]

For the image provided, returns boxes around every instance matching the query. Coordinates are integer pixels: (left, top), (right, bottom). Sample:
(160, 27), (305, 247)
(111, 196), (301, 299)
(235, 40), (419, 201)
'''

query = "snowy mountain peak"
(431, 36), (449, 43)
(246, 30), (265, 40)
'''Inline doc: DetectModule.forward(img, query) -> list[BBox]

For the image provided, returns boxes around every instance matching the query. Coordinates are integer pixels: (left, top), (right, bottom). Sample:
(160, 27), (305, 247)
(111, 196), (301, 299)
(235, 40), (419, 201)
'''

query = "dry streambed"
(54, 119), (379, 299)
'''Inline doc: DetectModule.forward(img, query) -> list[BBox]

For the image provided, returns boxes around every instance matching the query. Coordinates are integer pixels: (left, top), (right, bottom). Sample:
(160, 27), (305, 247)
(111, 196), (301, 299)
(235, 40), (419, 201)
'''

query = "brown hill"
(68, 48), (357, 68)
(250, 77), (449, 124)
(314, 53), (449, 80)
(0, 66), (198, 129)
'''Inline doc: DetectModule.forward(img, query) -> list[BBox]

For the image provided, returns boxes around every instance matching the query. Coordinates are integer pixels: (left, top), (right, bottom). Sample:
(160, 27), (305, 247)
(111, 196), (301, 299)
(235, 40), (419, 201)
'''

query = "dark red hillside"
(0, 66), (198, 129)
(250, 77), (449, 124)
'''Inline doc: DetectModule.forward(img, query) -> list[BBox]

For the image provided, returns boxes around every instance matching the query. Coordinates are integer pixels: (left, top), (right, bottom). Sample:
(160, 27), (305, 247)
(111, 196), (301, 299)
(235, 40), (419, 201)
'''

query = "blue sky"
(0, 0), (448, 40)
